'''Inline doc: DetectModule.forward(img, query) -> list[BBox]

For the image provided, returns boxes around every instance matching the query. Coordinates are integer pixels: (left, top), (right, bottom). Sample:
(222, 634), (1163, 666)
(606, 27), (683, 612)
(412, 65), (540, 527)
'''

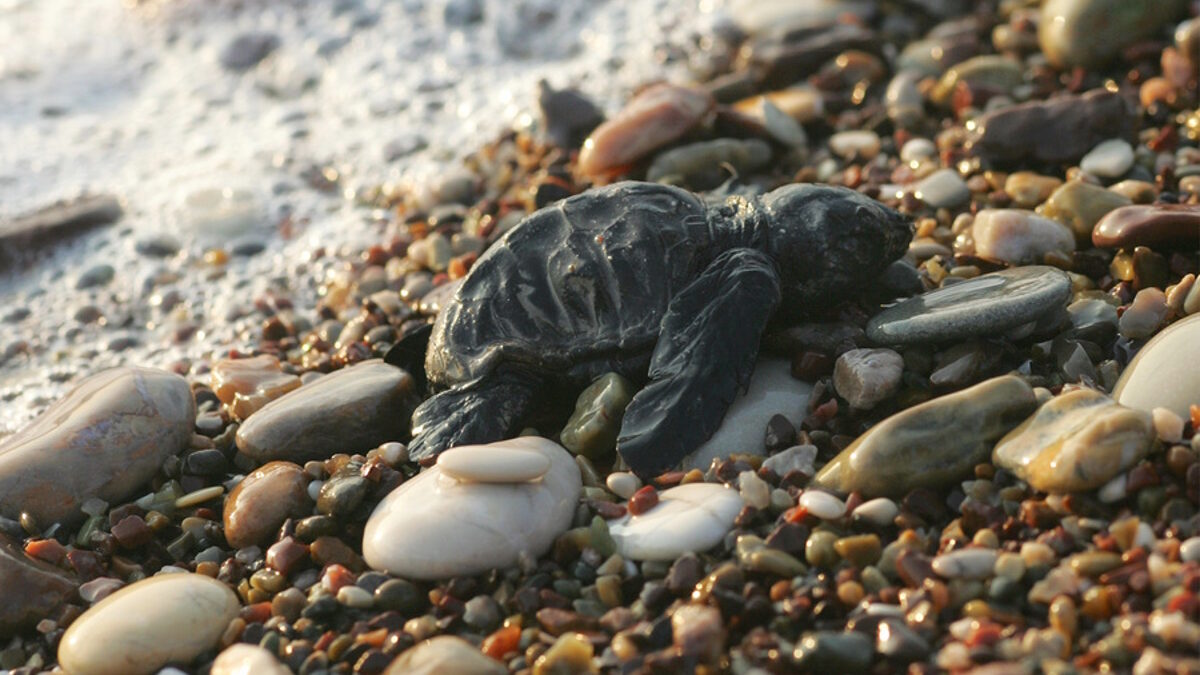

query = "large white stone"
(58, 573), (239, 675)
(1114, 314), (1200, 418)
(683, 358), (812, 471)
(211, 644), (291, 675)
(608, 483), (743, 561)
(363, 437), (581, 580)
(385, 636), (505, 675)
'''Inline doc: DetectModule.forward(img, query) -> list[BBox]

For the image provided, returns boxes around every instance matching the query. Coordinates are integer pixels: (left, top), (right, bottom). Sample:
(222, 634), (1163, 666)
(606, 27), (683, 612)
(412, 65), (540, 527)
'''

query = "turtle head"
(760, 183), (911, 317)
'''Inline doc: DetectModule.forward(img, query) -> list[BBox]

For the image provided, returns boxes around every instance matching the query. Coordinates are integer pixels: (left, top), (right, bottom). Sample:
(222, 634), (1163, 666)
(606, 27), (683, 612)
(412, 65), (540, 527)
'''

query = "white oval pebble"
(913, 168), (970, 209)
(900, 138), (937, 162)
(608, 483), (743, 561)
(852, 497), (899, 527)
(58, 573), (240, 675)
(1181, 537), (1200, 563)
(336, 585), (374, 608)
(798, 489), (845, 520)
(1152, 407), (1184, 443)
(211, 644), (291, 675)
(437, 443), (550, 483)
(931, 548), (998, 580)
(829, 130), (881, 160)
(1080, 139), (1134, 178)
(605, 472), (641, 500)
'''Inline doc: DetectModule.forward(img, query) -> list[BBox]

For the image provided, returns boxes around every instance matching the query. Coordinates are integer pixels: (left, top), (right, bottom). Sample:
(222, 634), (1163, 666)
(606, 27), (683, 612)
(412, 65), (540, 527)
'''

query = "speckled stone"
(866, 266), (1071, 345)
(363, 437), (580, 580)
(608, 483), (743, 561)
(236, 359), (420, 463)
(385, 636), (505, 675)
(58, 573), (239, 675)
(0, 367), (195, 525)
(814, 375), (1037, 498)
(993, 388), (1154, 493)
(1114, 314), (1200, 418)
(1092, 204), (1200, 250)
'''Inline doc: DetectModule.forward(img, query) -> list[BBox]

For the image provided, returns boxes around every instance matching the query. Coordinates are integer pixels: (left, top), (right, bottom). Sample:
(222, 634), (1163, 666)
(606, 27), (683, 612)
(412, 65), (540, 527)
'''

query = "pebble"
(179, 187), (265, 242)
(1154, 408), (1184, 443)
(236, 359), (420, 463)
(833, 348), (903, 410)
(793, 631), (873, 672)
(219, 32), (279, 71)
(932, 549), (998, 580)
(798, 489), (846, 520)
(223, 461), (311, 548)
(385, 636), (504, 675)
(912, 168), (970, 209)
(58, 573), (239, 675)
(1118, 288), (1167, 339)
(0, 534), (75, 633)
(1004, 172), (1062, 209)
(363, 437), (581, 579)
(438, 443), (550, 483)
(533, 633), (595, 675)
(1039, 0), (1187, 69)
(762, 444), (817, 478)
(210, 354), (301, 421)
(734, 86), (825, 124)
(577, 83), (713, 177)
(828, 130), (881, 160)
(930, 55), (1023, 107)
(646, 138), (772, 186)
(737, 471), (771, 510)
(1079, 139), (1134, 178)
(0, 367), (194, 525)
(993, 388), (1154, 493)
(853, 497), (899, 528)
(1181, 537), (1200, 563)
(1091, 204), (1200, 249)
(1039, 180), (1132, 243)
(867, 266), (1071, 345)
(211, 644), (290, 675)
(966, 89), (1134, 165)
(537, 81), (604, 149)
(605, 472), (641, 500)
(0, 194), (122, 245)
(560, 373), (634, 459)
(970, 209), (1075, 265)
(672, 604), (725, 663)
(814, 375), (1037, 497)
(75, 264), (115, 289)
(683, 358), (811, 471)
(1114, 314), (1200, 417)
(608, 483), (743, 561)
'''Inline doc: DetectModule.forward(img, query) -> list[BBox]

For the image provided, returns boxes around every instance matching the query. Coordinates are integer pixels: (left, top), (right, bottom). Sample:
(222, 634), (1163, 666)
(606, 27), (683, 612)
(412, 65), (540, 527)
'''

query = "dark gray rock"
(220, 32), (280, 71)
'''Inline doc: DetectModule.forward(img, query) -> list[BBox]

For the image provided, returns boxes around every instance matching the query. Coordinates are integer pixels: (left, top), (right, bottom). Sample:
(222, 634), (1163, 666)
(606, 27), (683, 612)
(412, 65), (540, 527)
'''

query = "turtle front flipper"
(407, 369), (542, 461)
(617, 247), (782, 479)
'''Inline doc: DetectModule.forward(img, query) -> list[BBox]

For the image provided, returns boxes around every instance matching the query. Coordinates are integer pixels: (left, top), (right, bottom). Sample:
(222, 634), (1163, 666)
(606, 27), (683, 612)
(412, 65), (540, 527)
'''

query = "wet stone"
(833, 348), (903, 410)
(1040, 180), (1133, 243)
(815, 375), (1037, 498)
(0, 367), (195, 525)
(210, 354), (301, 421)
(1092, 204), (1200, 250)
(966, 89), (1135, 166)
(560, 373), (634, 460)
(577, 83), (713, 177)
(608, 483), (743, 561)
(317, 471), (368, 519)
(1114, 314), (1200, 418)
(867, 266), (1071, 345)
(0, 534), (75, 633)
(224, 461), (310, 549)
(993, 388), (1154, 493)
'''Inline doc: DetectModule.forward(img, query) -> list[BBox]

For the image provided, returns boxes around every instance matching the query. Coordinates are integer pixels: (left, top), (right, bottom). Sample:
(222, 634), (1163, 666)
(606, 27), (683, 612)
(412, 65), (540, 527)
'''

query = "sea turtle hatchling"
(398, 181), (912, 478)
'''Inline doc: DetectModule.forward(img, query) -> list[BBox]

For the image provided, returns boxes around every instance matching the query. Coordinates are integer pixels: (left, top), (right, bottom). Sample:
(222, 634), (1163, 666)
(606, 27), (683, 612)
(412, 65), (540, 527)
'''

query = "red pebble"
(240, 602), (272, 623)
(591, 500), (627, 520)
(481, 625), (521, 660)
(627, 486), (659, 516)
(111, 516), (153, 550)
(321, 563), (356, 593)
(24, 539), (67, 566)
(265, 536), (309, 575)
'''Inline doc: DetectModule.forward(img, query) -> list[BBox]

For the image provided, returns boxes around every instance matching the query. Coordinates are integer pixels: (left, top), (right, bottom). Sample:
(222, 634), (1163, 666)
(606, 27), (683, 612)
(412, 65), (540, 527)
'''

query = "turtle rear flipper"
(617, 247), (781, 479)
(407, 369), (542, 461)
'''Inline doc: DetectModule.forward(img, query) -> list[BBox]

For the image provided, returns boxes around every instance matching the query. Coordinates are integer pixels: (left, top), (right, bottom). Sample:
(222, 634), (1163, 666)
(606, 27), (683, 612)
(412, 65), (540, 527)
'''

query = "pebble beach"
(2, 0), (1200, 674)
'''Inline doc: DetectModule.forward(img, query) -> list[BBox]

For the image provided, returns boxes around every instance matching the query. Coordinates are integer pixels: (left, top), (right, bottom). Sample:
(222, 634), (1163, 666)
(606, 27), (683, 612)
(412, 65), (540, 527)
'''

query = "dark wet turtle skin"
(405, 181), (912, 478)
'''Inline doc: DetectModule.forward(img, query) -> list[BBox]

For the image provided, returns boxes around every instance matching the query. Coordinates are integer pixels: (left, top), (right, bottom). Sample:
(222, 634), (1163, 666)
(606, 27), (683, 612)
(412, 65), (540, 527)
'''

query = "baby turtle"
(402, 181), (911, 478)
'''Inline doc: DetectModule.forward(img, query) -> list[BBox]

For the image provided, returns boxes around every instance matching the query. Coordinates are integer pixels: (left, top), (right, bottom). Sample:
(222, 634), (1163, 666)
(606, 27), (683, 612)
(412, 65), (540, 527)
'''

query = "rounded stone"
(211, 644), (291, 675)
(1039, 180), (1132, 243)
(384, 636), (505, 675)
(932, 549), (998, 580)
(437, 444), (551, 483)
(866, 266), (1071, 345)
(0, 367), (195, 525)
(608, 483), (743, 561)
(1039, 0), (1187, 69)
(993, 388), (1154, 493)
(0, 534), (75, 633)
(58, 573), (239, 675)
(1114, 314), (1200, 418)
(912, 169), (970, 209)
(1092, 204), (1200, 250)
(799, 490), (846, 520)
(363, 437), (581, 580)
(577, 84), (713, 177)
(1080, 139), (1134, 178)
(971, 209), (1075, 265)
(223, 461), (311, 549)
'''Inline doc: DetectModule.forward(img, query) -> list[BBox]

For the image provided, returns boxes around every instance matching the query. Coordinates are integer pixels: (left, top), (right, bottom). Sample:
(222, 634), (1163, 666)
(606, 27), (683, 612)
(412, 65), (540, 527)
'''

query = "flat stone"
(0, 367), (195, 525)
(814, 375), (1037, 498)
(867, 266), (1071, 345)
(363, 437), (581, 580)
(210, 354), (301, 421)
(608, 483), (743, 561)
(385, 636), (505, 675)
(993, 388), (1154, 493)
(437, 444), (550, 483)
(1080, 139), (1135, 178)
(1092, 204), (1200, 250)
(1114, 314), (1200, 418)
(236, 359), (420, 463)
(1039, 0), (1187, 69)
(971, 209), (1075, 264)
(58, 573), (239, 675)
(966, 89), (1135, 166)
(0, 194), (122, 245)
(223, 461), (311, 549)
(211, 644), (291, 675)
(683, 358), (812, 471)
(0, 534), (75, 633)
(577, 84), (713, 177)
(834, 348), (904, 410)
(1040, 180), (1133, 243)
(913, 169), (970, 209)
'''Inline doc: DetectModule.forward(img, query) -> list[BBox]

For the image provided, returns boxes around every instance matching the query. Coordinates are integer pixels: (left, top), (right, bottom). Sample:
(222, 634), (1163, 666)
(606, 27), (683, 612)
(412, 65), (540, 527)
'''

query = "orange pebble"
(481, 624), (521, 660)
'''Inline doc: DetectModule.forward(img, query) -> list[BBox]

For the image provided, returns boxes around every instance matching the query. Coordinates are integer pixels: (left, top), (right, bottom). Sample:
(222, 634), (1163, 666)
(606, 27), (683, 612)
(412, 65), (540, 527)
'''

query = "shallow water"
(0, 0), (718, 433)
